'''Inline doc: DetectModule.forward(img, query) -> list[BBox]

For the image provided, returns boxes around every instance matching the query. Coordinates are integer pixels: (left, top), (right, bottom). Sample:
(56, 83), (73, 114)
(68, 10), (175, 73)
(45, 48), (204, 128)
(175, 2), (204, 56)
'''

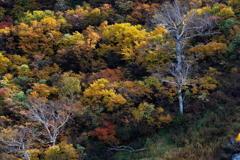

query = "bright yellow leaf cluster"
(0, 52), (10, 74)
(83, 78), (126, 111)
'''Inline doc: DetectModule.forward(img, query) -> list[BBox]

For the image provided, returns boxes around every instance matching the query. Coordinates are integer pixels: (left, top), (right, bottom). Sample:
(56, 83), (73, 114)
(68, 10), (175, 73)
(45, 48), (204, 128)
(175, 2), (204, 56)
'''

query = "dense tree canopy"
(0, 0), (240, 159)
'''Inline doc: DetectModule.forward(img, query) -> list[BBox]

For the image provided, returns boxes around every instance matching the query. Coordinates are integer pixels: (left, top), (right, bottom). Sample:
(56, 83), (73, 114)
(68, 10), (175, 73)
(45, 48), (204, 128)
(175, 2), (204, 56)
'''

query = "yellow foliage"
(26, 149), (41, 160)
(32, 63), (60, 81)
(188, 42), (227, 62)
(194, 6), (211, 15)
(190, 67), (221, 98)
(0, 51), (10, 74)
(83, 78), (126, 111)
(228, 0), (240, 18)
(18, 64), (32, 77)
(190, 0), (202, 8)
(57, 31), (85, 49)
(97, 22), (168, 69)
(7, 54), (29, 73)
(132, 102), (172, 128)
(12, 17), (62, 58)
(217, 6), (235, 23)
(85, 27), (101, 48)
(0, 27), (11, 35)
(66, 5), (89, 17)
(44, 142), (79, 160)
(1, 73), (20, 94)
(99, 22), (149, 58)
(236, 133), (240, 142)
(231, 67), (238, 73)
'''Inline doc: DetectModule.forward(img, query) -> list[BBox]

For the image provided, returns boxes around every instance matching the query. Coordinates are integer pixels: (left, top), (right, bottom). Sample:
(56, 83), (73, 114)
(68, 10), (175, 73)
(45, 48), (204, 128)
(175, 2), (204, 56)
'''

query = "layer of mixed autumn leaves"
(0, 0), (240, 159)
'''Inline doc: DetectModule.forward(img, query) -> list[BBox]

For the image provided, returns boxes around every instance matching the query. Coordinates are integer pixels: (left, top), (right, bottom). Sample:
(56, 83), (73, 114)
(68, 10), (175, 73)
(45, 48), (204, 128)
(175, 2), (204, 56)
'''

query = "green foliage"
(19, 64), (29, 70)
(210, 3), (220, 14)
(228, 33), (240, 59)
(7, 55), (29, 74)
(0, 7), (6, 21)
(116, 1), (133, 14)
(12, 91), (28, 108)
(17, 10), (55, 25)
(132, 102), (155, 121)
(76, 144), (87, 159)
(57, 31), (85, 49)
(14, 76), (30, 86)
(10, 0), (38, 20)
(58, 72), (82, 100)
(172, 114), (188, 126)
(222, 19), (239, 34)
(39, 79), (47, 84)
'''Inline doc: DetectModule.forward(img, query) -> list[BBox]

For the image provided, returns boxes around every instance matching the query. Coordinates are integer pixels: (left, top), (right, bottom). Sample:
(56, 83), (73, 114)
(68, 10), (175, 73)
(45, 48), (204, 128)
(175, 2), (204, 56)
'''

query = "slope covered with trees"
(0, 0), (240, 159)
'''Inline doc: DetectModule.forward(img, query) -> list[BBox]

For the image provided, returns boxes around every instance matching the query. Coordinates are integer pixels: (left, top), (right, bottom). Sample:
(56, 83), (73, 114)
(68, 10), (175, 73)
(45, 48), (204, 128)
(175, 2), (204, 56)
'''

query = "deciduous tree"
(25, 98), (74, 146)
(149, 0), (219, 114)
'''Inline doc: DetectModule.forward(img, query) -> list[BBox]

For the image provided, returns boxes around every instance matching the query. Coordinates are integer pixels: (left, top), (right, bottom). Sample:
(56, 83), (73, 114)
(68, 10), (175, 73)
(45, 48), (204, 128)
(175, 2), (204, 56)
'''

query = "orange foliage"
(29, 83), (58, 99)
(188, 42), (227, 62)
(86, 68), (124, 84)
(9, 17), (62, 58)
(118, 81), (154, 106)
(32, 63), (60, 81)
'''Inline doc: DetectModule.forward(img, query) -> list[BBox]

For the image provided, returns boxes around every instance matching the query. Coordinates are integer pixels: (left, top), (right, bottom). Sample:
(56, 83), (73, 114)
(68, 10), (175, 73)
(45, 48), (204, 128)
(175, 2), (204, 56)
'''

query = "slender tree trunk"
(52, 141), (55, 146)
(176, 41), (181, 72)
(22, 144), (30, 160)
(178, 87), (183, 114)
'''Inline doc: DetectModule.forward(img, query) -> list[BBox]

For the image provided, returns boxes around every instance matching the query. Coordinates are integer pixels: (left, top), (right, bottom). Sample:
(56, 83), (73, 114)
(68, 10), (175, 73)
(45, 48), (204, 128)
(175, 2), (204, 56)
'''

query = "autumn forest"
(0, 0), (240, 159)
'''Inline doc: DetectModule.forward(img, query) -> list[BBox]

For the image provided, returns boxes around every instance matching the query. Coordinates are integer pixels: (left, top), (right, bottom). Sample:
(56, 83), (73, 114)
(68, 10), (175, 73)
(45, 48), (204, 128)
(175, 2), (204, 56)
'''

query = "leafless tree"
(148, 0), (220, 114)
(0, 126), (31, 160)
(153, 53), (199, 114)
(149, 1), (220, 63)
(25, 98), (73, 146)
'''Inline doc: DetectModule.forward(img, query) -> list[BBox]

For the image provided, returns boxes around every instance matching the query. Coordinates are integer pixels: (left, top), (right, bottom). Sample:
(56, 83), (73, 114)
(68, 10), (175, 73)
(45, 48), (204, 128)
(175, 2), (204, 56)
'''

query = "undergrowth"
(114, 104), (240, 160)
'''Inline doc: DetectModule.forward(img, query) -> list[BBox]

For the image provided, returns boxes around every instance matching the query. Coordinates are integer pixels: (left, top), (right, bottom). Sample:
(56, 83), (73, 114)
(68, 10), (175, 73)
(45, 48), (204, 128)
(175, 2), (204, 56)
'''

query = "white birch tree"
(149, 0), (220, 114)
(25, 98), (73, 146)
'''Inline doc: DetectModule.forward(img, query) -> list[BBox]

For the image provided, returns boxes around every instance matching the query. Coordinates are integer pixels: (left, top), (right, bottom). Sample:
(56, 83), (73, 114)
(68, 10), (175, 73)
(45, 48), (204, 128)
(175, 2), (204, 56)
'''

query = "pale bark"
(149, 1), (219, 114)
(0, 127), (31, 160)
(178, 88), (183, 114)
(22, 144), (30, 160)
(26, 98), (72, 146)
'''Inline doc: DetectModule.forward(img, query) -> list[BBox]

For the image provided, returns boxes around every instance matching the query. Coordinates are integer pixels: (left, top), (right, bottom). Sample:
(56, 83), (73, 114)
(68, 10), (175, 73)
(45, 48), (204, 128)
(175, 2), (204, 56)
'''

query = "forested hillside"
(0, 0), (240, 159)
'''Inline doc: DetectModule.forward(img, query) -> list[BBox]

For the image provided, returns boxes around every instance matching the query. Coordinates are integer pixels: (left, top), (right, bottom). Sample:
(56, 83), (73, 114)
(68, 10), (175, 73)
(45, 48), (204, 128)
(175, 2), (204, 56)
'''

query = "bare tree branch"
(107, 141), (147, 155)
(148, 1), (220, 114)
(0, 126), (31, 160)
(25, 98), (74, 146)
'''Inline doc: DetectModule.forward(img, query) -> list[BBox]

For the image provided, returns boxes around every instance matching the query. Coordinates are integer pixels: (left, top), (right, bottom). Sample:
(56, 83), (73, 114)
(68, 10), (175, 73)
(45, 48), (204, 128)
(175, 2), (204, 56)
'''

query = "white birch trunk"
(22, 144), (30, 160)
(178, 88), (183, 114)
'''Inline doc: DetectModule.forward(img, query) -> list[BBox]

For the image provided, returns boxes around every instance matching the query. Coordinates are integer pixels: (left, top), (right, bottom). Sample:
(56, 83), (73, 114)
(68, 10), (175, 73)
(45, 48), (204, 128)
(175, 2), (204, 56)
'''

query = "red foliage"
(0, 21), (13, 29)
(89, 122), (118, 143)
